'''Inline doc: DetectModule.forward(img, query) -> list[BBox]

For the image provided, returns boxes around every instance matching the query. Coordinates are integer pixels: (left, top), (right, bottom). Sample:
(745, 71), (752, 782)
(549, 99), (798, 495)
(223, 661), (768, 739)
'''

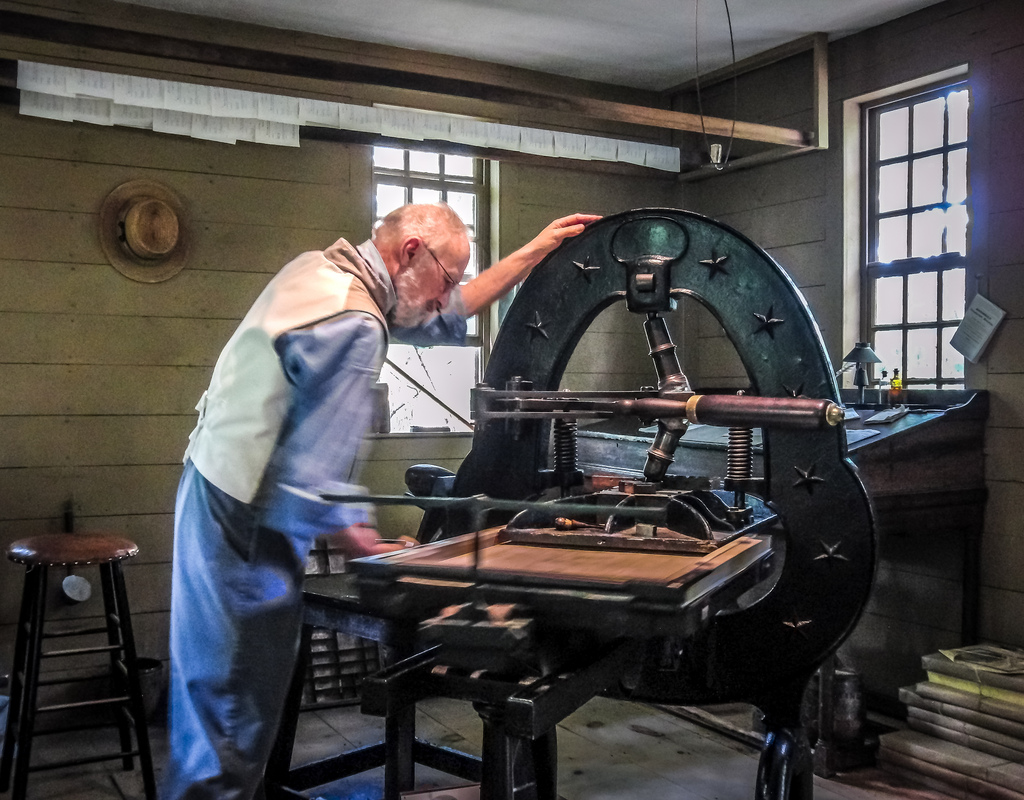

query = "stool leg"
(0, 565), (41, 792)
(109, 561), (157, 800)
(100, 564), (135, 771)
(11, 564), (49, 800)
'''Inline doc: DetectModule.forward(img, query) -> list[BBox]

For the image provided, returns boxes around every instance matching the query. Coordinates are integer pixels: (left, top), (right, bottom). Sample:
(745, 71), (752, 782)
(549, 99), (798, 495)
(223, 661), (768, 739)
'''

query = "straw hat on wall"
(99, 179), (190, 283)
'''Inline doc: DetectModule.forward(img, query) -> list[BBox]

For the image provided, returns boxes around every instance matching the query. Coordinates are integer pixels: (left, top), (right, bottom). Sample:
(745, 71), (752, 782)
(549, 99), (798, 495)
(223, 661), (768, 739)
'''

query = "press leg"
(756, 679), (814, 800)
(477, 703), (515, 800)
(384, 704), (416, 800)
(756, 727), (814, 800)
(531, 729), (558, 800)
(264, 624), (313, 796)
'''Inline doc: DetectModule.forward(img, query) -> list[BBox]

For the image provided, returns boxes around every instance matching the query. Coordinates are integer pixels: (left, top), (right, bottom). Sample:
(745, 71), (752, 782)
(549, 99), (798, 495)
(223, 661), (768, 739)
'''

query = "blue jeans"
(162, 461), (306, 800)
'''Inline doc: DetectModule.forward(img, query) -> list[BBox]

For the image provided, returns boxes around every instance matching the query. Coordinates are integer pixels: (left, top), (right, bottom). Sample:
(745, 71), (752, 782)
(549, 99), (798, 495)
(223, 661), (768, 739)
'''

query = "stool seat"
(6, 533), (139, 567)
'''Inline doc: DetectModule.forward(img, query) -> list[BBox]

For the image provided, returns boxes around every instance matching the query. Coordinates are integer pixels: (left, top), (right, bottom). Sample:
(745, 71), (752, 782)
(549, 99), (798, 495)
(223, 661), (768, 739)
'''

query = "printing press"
(343, 209), (876, 800)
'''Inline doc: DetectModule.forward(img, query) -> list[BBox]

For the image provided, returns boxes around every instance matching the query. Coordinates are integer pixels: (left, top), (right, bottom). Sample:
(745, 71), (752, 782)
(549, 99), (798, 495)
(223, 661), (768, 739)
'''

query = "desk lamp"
(842, 342), (882, 404)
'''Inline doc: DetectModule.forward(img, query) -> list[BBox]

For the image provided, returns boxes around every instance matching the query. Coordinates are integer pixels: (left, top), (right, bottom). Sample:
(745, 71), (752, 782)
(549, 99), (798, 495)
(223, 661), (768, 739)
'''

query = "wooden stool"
(0, 533), (156, 800)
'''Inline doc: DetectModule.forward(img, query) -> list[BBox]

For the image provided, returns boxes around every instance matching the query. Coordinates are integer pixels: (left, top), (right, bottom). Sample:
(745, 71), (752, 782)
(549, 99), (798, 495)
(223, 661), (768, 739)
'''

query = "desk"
(838, 389), (987, 710)
(264, 574), (481, 800)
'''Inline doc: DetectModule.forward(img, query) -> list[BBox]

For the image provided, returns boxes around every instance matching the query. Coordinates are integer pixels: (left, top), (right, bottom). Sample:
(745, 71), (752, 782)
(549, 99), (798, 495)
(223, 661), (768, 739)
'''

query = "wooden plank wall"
(0, 102), (680, 672)
(680, 154), (832, 390)
(683, 0), (1024, 649)
(0, 101), (370, 668)
(498, 163), (678, 395)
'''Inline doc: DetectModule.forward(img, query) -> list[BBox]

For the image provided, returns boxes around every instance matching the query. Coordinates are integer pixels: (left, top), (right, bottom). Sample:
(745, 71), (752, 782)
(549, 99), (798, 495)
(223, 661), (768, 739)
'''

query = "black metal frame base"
(265, 620), (483, 800)
(359, 642), (633, 800)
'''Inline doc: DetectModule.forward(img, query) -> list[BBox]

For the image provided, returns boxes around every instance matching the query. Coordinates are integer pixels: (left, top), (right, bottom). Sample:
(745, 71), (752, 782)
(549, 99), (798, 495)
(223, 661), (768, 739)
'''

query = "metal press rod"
(477, 393), (843, 430)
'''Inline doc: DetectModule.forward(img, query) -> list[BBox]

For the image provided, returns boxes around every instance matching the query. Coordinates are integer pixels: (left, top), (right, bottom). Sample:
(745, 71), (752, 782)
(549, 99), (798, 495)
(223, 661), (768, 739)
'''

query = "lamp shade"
(843, 342), (881, 364)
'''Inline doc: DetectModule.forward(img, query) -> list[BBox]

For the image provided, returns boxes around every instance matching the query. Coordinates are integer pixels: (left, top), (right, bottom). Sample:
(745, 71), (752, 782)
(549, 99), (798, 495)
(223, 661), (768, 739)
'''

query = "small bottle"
(877, 368), (890, 405)
(889, 368), (903, 405)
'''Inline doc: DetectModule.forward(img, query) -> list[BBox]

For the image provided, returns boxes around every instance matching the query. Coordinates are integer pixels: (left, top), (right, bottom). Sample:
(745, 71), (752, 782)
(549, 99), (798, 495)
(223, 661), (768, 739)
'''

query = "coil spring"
(553, 419), (579, 474)
(726, 427), (753, 481)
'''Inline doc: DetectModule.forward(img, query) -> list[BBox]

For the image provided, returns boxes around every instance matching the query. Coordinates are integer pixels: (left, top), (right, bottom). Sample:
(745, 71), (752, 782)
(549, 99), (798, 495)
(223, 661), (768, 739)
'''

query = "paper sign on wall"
(950, 293), (1006, 363)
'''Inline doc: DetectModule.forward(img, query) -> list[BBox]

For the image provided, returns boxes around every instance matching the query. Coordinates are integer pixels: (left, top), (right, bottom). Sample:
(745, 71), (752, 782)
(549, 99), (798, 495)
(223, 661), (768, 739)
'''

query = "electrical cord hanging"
(694, 0), (738, 171)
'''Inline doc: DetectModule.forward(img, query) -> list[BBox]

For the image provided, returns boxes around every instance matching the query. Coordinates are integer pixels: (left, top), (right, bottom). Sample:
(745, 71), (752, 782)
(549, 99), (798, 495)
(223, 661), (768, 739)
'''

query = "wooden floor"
(2, 695), (960, 800)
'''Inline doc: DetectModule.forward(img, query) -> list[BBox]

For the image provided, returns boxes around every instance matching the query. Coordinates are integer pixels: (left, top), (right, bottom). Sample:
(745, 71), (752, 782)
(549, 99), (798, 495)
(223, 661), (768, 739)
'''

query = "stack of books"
(879, 644), (1024, 799)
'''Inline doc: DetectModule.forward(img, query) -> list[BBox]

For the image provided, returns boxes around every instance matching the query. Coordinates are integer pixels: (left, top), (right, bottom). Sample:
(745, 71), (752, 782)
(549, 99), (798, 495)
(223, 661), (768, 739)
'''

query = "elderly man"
(162, 203), (598, 800)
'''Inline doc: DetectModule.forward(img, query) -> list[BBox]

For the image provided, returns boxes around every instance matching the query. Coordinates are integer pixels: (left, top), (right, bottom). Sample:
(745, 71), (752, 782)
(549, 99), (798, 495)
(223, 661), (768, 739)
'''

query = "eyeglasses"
(423, 243), (460, 290)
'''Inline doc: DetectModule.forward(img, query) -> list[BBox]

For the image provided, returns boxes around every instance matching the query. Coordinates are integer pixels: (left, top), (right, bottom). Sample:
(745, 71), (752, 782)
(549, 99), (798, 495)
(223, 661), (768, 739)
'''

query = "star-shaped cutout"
(813, 540), (849, 563)
(783, 383), (805, 398)
(783, 611), (812, 638)
(793, 463), (826, 494)
(573, 255), (601, 282)
(525, 310), (549, 339)
(698, 254), (729, 278)
(753, 305), (785, 338)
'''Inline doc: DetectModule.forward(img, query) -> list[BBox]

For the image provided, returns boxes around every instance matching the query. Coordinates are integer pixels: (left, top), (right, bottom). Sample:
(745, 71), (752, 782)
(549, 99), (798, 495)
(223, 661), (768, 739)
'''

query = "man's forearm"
(459, 213), (600, 316)
(460, 246), (542, 315)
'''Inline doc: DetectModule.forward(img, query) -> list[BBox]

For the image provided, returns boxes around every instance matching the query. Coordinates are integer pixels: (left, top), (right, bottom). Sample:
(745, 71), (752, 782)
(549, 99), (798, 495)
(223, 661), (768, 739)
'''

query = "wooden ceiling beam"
(0, 5), (813, 148)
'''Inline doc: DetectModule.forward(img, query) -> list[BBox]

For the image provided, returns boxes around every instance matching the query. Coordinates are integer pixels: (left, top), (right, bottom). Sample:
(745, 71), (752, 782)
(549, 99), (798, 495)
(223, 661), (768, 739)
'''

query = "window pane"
(907, 271), (937, 324)
(912, 154), (944, 207)
(941, 326), (965, 380)
(942, 268), (965, 321)
(408, 151), (440, 174)
(866, 87), (969, 390)
(383, 345), (479, 432)
(877, 215), (908, 262)
(878, 162), (908, 212)
(374, 147), (487, 433)
(375, 183), (407, 218)
(465, 240), (479, 280)
(445, 154), (475, 177)
(874, 275), (904, 325)
(947, 148), (967, 204)
(911, 208), (945, 258)
(447, 191), (476, 226)
(946, 204), (968, 256)
(878, 107), (909, 160)
(874, 329), (903, 376)
(948, 89), (969, 144)
(906, 328), (938, 378)
(913, 97), (946, 152)
(411, 187), (441, 204)
(373, 146), (405, 170)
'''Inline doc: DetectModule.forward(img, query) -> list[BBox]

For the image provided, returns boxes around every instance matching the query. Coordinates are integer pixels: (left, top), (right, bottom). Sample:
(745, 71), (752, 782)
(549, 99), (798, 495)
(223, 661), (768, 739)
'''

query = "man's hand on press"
(458, 212), (600, 316)
(527, 213), (601, 258)
(328, 523), (412, 559)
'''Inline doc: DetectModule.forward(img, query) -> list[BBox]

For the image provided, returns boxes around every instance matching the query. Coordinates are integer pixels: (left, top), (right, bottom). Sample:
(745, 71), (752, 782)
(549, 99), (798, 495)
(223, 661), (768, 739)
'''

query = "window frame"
(371, 146), (492, 432)
(861, 81), (970, 389)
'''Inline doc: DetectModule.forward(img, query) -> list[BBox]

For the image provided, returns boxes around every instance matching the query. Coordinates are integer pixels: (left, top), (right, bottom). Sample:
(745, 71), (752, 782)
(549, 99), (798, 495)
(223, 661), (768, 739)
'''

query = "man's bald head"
(373, 203), (470, 267)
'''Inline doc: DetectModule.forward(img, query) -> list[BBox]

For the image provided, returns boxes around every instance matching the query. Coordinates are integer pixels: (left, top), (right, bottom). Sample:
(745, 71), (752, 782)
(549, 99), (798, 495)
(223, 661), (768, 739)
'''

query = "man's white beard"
(388, 266), (433, 328)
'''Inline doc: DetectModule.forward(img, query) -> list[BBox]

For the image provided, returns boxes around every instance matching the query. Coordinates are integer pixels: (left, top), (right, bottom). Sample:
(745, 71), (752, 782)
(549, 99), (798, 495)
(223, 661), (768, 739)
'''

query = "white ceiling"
(117, 0), (947, 91)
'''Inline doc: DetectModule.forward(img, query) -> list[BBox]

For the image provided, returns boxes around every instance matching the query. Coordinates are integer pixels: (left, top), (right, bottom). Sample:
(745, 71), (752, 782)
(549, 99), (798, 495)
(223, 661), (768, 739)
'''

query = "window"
(864, 84), (969, 389)
(372, 146), (490, 432)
